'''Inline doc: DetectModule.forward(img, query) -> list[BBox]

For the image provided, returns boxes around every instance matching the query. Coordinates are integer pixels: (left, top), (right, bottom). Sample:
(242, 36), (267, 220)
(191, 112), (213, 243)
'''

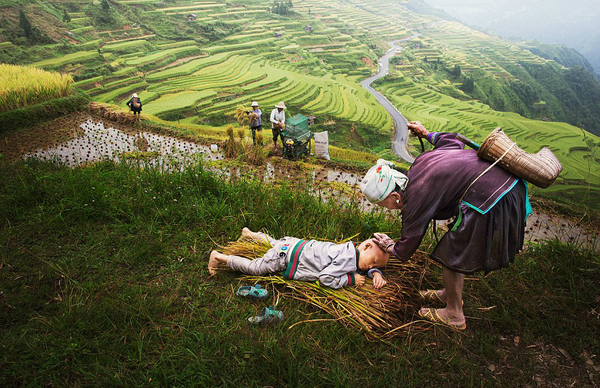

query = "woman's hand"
(373, 233), (395, 254)
(372, 272), (387, 289)
(407, 121), (429, 138)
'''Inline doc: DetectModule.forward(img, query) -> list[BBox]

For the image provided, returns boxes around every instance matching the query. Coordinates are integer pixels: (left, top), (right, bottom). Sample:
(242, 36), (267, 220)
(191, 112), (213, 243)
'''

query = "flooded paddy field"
(0, 112), (224, 168)
(0, 112), (372, 206)
(1, 112), (597, 251)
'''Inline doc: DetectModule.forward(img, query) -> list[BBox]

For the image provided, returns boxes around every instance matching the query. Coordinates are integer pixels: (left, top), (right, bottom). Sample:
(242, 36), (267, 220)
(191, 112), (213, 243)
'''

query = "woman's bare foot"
(208, 250), (227, 276)
(419, 289), (447, 303)
(418, 307), (466, 330)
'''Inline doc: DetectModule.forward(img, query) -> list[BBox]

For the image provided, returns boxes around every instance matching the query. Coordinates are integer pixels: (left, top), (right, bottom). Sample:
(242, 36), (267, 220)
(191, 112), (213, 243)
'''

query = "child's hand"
(372, 272), (387, 289)
(354, 274), (366, 287)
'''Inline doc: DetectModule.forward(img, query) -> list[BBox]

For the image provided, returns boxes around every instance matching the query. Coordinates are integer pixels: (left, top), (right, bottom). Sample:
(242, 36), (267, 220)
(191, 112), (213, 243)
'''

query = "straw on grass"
(220, 237), (428, 338)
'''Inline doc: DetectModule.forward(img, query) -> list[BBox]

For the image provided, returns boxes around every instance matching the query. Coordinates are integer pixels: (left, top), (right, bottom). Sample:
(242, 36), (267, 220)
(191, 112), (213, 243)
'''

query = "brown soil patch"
(362, 57), (375, 68)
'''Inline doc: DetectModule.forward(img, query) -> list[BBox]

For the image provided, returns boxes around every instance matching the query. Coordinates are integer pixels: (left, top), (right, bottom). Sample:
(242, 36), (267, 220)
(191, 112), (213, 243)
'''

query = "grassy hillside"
(1, 2), (600, 385)
(1, 159), (599, 387)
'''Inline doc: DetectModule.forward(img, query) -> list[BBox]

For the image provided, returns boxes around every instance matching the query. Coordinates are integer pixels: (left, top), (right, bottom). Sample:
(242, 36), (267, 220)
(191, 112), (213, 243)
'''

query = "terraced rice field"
(26, 0), (390, 131)
(31, 50), (100, 68)
(21, 0), (598, 202)
(376, 73), (600, 187)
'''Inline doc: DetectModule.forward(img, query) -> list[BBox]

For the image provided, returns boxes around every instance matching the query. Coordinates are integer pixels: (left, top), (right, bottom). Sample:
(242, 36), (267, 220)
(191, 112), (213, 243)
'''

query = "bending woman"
(359, 121), (530, 330)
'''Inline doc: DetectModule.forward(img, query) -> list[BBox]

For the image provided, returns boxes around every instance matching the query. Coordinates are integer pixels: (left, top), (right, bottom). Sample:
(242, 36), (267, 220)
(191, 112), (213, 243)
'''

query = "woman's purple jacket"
(392, 132), (521, 260)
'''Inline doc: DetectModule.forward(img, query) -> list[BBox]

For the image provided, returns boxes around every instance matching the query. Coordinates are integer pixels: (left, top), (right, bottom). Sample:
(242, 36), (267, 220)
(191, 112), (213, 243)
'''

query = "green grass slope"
(1, 159), (598, 386)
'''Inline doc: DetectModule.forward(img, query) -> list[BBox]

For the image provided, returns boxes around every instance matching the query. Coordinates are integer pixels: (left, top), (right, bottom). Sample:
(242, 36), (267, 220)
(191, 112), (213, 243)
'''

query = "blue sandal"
(248, 306), (284, 325)
(236, 284), (269, 300)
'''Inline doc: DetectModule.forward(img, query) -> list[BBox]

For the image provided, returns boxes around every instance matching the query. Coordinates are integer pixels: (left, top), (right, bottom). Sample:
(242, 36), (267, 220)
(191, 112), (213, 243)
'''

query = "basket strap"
(451, 143), (516, 232)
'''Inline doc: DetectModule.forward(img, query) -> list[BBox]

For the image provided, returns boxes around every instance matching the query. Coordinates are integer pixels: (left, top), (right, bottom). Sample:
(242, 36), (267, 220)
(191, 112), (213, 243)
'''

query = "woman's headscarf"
(360, 159), (409, 203)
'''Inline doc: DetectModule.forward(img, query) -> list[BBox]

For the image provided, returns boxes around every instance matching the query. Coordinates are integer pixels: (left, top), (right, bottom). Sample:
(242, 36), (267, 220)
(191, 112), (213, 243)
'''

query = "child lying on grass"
(209, 228), (389, 289)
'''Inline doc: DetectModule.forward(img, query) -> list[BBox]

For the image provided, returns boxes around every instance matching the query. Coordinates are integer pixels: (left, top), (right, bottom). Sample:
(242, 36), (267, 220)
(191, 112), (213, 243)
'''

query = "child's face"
(357, 240), (389, 270)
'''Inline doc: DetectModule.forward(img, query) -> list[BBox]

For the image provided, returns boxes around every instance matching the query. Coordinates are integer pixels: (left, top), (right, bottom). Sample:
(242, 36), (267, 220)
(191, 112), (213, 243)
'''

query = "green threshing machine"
(282, 114), (312, 160)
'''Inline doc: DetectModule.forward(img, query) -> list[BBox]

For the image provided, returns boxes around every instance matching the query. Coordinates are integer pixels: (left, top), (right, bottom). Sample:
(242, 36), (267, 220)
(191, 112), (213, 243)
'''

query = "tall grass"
(0, 64), (73, 112)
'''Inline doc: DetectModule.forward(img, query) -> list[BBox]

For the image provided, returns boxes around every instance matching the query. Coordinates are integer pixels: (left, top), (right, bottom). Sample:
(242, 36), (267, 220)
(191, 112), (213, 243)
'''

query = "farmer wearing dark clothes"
(360, 121), (530, 330)
(126, 93), (142, 122)
(249, 101), (263, 145)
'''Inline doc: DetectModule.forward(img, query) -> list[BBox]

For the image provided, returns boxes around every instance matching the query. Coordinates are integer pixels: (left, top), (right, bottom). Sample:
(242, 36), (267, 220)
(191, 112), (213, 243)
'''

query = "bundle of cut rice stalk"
(224, 125), (241, 159)
(247, 132), (266, 165)
(221, 237), (428, 338)
(235, 105), (250, 128)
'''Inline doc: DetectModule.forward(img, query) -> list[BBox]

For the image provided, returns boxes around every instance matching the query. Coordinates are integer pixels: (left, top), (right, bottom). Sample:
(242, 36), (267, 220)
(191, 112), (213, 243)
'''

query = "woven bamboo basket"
(477, 128), (563, 188)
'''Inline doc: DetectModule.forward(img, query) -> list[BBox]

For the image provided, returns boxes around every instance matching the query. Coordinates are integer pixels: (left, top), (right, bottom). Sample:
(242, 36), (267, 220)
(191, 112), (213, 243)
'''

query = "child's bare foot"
(241, 227), (254, 240)
(208, 250), (222, 276)
(240, 227), (266, 242)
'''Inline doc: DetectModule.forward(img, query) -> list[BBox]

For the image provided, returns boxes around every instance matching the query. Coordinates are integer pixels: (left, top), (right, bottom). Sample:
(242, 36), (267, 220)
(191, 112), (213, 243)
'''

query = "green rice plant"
(102, 39), (148, 51)
(126, 46), (201, 66)
(157, 3), (224, 12)
(30, 50), (99, 68)
(0, 64), (73, 112)
(94, 81), (147, 103)
(140, 90), (217, 115)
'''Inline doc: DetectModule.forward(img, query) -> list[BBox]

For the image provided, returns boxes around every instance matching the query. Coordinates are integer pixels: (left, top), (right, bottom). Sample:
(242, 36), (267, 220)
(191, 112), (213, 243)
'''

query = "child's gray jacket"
(280, 238), (360, 289)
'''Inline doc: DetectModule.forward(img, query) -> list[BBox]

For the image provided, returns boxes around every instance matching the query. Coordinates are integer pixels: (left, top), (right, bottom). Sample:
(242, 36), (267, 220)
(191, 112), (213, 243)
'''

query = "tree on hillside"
(19, 10), (32, 38)
(272, 1), (293, 15)
(93, 0), (116, 26)
(460, 77), (475, 93)
(18, 10), (43, 42)
(63, 9), (71, 23)
(451, 64), (462, 77)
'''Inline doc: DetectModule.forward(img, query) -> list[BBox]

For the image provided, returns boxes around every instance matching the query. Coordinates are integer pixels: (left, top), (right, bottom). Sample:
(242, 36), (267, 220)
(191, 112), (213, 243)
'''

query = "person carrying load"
(360, 121), (538, 330)
(126, 93), (142, 122)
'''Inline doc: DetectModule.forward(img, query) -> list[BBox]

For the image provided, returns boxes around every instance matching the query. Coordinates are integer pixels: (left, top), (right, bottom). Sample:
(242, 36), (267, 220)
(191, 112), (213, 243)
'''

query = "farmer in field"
(249, 101), (263, 145)
(208, 228), (389, 289)
(360, 121), (529, 330)
(270, 101), (286, 151)
(126, 93), (142, 122)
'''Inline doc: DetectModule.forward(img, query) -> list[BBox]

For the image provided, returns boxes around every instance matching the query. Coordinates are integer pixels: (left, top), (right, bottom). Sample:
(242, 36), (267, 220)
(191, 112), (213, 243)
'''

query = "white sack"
(314, 131), (330, 160)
